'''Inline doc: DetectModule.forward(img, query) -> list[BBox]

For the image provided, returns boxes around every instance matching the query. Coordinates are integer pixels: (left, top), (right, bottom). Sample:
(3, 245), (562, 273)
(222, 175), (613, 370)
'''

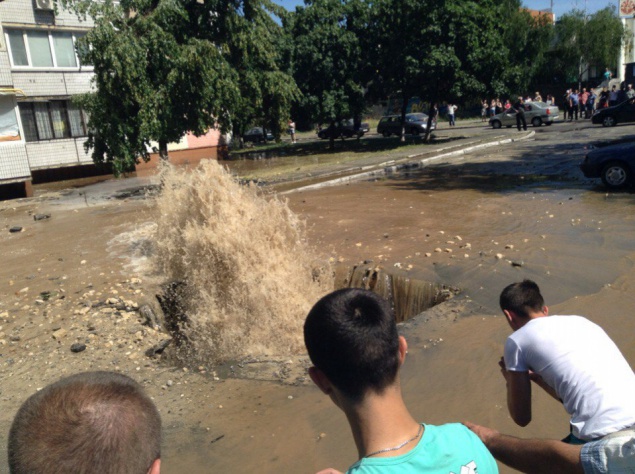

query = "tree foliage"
(224, 2), (300, 143)
(368, 0), (527, 140)
(500, 3), (554, 94)
(549, 7), (624, 86)
(286, 0), (369, 146)
(62, 0), (297, 173)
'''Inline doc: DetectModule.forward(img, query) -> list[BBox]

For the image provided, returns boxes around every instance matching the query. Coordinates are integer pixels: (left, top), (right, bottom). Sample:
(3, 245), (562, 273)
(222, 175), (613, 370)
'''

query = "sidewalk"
(276, 128), (535, 193)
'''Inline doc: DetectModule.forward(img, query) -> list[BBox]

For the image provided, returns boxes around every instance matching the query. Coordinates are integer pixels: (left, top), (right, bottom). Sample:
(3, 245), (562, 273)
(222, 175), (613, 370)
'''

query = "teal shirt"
(347, 423), (498, 474)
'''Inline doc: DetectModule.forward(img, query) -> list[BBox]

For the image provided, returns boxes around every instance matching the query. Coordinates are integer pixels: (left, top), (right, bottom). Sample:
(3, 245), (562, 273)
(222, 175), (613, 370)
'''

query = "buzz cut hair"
(9, 371), (161, 474)
(304, 288), (400, 403)
(499, 279), (545, 319)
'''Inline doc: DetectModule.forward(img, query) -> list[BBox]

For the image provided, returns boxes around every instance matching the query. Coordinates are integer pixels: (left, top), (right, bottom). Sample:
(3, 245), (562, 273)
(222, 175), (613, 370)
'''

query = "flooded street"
(1, 121), (634, 473)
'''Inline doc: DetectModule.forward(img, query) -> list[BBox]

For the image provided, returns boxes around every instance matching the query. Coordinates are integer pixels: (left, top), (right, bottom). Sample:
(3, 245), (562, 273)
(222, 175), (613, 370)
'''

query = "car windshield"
(406, 113), (427, 122)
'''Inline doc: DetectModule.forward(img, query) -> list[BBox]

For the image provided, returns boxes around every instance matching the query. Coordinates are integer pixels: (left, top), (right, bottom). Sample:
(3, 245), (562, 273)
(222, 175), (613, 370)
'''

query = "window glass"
(34, 103), (54, 139)
(74, 32), (90, 66)
(67, 103), (85, 136)
(52, 32), (77, 67)
(7, 30), (29, 66)
(0, 96), (21, 142)
(27, 31), (54, 67)
(49, 102), (69, 138)
(18, 103), (39, 142)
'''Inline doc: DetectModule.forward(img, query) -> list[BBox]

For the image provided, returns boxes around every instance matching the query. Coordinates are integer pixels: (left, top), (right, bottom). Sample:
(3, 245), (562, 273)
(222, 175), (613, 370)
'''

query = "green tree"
(369, 0), (523, 141)
(500, 4), (554, 95)
(287, 0), (369, 149)
(63, 0), (296, 173)
(225, 2), (301, 146)
(551, 7), (624, 89)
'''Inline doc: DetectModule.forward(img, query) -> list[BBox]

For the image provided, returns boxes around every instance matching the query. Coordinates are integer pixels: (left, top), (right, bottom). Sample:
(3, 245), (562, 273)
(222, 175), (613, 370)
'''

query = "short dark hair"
(9, 371), (161, 474)
(499, 280), (545, 319)
(304, 288), (400, 403)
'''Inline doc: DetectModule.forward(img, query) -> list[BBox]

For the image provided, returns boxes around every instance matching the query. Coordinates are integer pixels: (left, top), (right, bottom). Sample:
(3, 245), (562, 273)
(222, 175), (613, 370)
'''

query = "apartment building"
(0, 0), (224, 199)
(0, 0), (95, 198)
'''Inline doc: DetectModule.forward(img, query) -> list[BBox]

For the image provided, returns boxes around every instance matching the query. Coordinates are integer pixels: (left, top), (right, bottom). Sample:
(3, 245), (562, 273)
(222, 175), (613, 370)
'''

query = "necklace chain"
(364, 424), (423, 458)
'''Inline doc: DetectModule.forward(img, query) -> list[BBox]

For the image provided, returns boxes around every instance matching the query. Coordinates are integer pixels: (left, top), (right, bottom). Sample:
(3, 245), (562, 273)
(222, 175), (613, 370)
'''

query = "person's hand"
(315, 469), (343, 474)
(463, 421), (500, 447)
(498, 356), (511, 383)
(528, 369), (543, 384)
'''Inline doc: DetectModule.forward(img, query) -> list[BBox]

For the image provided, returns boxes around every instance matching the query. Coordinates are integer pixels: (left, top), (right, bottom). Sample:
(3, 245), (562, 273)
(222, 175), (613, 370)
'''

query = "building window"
(18, 101), (88, 142)
(0, 96), (22, 142)
(5, 29), (88, 69)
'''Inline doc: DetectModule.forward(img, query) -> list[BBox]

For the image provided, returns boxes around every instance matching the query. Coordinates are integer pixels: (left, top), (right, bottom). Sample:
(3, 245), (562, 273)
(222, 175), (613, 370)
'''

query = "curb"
(282, 131), (535, 194)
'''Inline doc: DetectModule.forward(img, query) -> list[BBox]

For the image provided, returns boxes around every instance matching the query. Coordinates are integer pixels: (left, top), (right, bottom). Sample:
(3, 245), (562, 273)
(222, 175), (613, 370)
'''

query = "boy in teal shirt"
(304, 288), (498, 473)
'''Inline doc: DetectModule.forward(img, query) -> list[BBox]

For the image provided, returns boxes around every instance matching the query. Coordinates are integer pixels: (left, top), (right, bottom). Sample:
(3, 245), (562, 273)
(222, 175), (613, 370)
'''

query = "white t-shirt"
(504, 315), (635, 440)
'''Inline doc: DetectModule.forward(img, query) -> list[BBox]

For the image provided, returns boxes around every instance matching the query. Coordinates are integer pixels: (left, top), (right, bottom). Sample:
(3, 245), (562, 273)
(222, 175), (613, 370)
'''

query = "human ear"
(308, 367), (333, 395)
(503, 310), (517, 330)
(398, 336), (408, 365)
(147, 458), (161, 474)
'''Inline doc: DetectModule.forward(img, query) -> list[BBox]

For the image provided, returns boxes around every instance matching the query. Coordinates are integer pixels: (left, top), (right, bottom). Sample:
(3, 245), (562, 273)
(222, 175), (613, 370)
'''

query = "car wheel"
(602, 116), (616, 127)
(382, 131), (390, 137)
(601, 162), (631, 189)
(532, 117), (542, 127)
(492, 120), (502, 129)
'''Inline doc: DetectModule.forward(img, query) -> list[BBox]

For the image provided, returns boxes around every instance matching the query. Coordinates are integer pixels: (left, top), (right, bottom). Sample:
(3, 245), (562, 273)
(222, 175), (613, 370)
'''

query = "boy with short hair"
(304, 288), (498, 473)
(499, 280), (635, 443)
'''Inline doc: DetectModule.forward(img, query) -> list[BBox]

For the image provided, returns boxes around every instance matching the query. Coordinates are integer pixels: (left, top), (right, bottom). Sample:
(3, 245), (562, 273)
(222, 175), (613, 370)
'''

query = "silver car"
(489, 101), (559, 128)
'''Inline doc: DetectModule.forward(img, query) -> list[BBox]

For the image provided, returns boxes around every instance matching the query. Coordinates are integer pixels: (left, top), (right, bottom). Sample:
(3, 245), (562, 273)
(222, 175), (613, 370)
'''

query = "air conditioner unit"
(34, 0), (54, 11)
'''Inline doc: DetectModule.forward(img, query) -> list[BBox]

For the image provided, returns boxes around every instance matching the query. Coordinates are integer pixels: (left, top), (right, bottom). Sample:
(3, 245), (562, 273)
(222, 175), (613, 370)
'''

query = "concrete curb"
(282, 130), (535, 194)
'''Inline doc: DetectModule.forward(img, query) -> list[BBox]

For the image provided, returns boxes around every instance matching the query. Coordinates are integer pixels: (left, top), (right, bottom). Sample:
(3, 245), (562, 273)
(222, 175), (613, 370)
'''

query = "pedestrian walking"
(288, 119), (296, 143)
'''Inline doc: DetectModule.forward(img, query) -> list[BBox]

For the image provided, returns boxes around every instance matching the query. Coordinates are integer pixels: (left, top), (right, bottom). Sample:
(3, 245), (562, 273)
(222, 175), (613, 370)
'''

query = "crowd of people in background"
(477, 82), (635, 126)
(480, 92), (556, 121)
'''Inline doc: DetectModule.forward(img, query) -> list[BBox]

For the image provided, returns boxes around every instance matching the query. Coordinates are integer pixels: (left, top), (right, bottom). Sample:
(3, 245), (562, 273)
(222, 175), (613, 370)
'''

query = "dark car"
(591, 99), (635, 127)
(317, 119), (370, 139)
(243, 127), (274, 143)
(580, 141), (635, 189)
(377, 113), (435, 137)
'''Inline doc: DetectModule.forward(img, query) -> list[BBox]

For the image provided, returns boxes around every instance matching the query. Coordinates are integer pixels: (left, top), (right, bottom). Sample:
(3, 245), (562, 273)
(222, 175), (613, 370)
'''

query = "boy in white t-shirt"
(498, 280), (635, 443)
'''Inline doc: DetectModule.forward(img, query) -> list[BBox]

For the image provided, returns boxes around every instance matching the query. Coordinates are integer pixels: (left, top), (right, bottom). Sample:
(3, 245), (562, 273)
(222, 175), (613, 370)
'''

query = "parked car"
(580, 141), (635, 189)
(489, 101), (559, 128)
(377, 113), (435, 137)
(591, 99), (635, 127)
(317, 119), (370, 139)
(243, 127), (274, 143)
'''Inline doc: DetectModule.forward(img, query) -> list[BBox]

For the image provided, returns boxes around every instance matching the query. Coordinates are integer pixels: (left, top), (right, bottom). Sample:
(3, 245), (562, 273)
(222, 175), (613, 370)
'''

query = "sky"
(273, 0), (616, 18)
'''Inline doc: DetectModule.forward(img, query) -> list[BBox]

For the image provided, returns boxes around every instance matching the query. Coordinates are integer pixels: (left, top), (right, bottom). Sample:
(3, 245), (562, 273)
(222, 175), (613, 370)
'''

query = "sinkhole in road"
(337, 263), (460, 323)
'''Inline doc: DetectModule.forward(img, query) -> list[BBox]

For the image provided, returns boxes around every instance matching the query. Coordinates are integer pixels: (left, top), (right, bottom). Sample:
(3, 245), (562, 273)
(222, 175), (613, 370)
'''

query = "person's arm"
(528, 371), (561, 402)
(499, 357), (532, 426)
(463, 422), (583, 474)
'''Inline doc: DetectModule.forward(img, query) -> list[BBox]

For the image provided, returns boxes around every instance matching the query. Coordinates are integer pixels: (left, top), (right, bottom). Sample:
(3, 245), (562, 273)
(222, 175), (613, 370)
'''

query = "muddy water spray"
(153, 161), (332, 364)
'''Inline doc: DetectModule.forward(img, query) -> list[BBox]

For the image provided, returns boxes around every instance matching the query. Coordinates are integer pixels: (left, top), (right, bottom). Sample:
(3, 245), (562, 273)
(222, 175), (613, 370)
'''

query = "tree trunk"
(159, 140), (169, 162)
(400, 96), (408, 143)
(329, 120), (336, 151)
(424, 102), (436, 143)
